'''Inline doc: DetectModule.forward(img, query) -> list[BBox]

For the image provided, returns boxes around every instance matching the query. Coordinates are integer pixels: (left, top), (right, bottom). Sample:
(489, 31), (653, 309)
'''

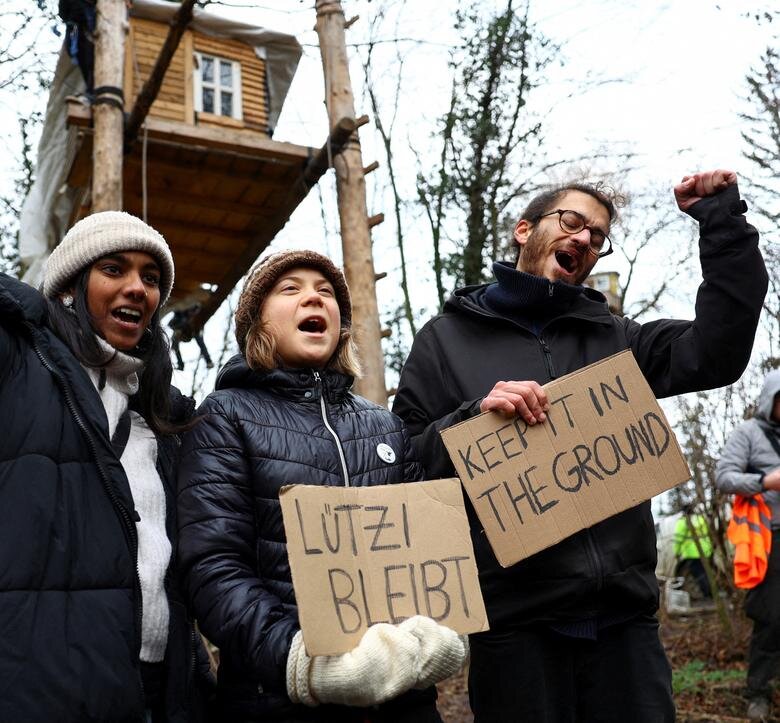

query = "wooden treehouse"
(21, 0), (351, 334)
(21, 0), (388, 403)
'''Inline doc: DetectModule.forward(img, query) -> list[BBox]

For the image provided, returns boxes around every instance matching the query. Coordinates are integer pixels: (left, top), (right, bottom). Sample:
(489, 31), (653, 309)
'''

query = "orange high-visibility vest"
(727, 494), (772, 589)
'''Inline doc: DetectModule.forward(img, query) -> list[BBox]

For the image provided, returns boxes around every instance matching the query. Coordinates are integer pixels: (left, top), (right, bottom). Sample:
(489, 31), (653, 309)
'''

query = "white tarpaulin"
(20, 0), (302, 287)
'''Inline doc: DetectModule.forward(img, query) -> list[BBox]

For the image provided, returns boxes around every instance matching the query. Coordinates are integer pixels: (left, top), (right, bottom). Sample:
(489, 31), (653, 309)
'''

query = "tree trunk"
(315, 0), (387, 406)
(92, 0), (127, 212)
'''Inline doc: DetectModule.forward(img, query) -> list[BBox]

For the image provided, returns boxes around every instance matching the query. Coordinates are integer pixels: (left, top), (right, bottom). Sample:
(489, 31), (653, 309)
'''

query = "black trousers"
(233, 707), (442, 723)
(745, 530), (780, 699)
(468, 616), (675, 722)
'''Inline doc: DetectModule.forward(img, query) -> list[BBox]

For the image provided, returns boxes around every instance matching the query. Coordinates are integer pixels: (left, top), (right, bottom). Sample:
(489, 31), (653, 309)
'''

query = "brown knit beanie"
(234, 250), (352, 353)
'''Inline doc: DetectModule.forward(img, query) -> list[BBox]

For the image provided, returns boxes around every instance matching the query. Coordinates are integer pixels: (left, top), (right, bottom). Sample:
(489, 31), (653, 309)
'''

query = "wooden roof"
(65, 102), (317, 332)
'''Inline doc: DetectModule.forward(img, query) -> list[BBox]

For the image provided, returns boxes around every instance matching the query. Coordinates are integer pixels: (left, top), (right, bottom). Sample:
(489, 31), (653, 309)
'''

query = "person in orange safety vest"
(716, 371), (780, 722)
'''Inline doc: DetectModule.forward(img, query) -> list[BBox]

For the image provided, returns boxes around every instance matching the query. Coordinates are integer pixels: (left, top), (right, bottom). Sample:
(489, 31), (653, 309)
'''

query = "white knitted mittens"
(404, 615), (468, 691)
(285, 615), (469, 708)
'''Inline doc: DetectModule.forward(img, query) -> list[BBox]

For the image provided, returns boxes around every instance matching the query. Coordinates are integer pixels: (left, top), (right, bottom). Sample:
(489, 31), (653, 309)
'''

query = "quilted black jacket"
(0, 273), (201, 723)
(177, 356), (434, 721)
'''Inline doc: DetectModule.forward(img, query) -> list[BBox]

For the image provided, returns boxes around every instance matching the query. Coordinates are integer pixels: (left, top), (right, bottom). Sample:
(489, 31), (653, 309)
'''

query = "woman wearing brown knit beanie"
(177, 249), (468, 722)
(0, 211), (212, 722)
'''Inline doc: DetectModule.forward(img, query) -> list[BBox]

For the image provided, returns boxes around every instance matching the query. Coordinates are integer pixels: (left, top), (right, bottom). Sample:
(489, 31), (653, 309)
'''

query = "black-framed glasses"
(538, 209), (613, 257)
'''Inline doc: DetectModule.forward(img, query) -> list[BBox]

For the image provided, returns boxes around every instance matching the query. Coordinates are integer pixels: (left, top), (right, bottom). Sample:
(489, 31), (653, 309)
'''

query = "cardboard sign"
(440, 350), (691, 568)
(279, 478), (489, 656)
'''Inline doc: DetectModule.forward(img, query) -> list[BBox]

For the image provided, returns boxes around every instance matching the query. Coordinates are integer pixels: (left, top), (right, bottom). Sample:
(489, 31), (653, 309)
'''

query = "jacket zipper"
(313, 371), (350, 487)
(538, 336), (557, 380)
(535, 326), (602, 589)
(190, 625), (198, 702)
(30, 332), (144, 656)
(464, 290), (610, 592)
(583, 530), (604, 592)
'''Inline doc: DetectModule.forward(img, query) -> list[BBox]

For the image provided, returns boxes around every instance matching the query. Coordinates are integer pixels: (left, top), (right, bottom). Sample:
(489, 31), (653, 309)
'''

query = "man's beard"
(517, 227), (549, 279)
(517, 227), (591, 285)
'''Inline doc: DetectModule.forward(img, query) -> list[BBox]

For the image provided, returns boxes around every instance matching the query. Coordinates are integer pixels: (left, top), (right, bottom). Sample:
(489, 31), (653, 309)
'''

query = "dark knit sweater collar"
(484, 261), (585, 314)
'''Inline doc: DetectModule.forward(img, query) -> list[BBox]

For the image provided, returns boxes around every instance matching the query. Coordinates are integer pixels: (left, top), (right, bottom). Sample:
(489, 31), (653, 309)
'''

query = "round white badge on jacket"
(376, 443), (396, 464)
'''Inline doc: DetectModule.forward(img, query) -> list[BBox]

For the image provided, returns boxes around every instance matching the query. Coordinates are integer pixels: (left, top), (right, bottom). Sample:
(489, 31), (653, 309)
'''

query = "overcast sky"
(203, 1), (777, 261)
(255, 1), (775, 181)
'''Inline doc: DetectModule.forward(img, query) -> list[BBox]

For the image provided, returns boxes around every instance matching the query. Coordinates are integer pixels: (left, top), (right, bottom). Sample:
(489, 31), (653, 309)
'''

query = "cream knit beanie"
(42, 211), (175, 305)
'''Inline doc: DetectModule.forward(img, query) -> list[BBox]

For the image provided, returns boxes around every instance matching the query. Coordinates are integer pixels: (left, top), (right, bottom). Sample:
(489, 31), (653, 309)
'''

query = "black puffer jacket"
(0, 273), (203, 723)
(177, 356), (435, 721)
(393, 185), (767, 630)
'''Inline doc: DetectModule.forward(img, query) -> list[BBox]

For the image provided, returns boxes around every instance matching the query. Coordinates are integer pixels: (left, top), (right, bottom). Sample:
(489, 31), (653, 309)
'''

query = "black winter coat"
(393, 185), (768, 630)
(0, 273), (203, 723)
(177, 356), (436, 721)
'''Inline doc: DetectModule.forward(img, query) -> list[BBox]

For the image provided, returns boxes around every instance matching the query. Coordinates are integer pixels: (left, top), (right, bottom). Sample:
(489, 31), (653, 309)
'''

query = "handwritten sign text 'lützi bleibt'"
(279, 478), (489, 655)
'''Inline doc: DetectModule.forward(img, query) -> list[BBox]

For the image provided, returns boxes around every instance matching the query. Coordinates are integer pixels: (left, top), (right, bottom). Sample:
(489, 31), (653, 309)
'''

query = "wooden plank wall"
(125, 17), (188, 123)
(124, 17), (269, 135)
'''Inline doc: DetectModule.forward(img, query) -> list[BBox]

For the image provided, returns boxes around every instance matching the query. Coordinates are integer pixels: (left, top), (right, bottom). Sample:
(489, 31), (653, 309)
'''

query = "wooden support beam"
(125, 0), (197, 149)
(135, 216), (253, 250)
(92, 0), (127, 211)
(316, 0), (387, 405)
(301, 116), (357, 189)
(368, 213), (384, 229)
(362, 160), (379, 175)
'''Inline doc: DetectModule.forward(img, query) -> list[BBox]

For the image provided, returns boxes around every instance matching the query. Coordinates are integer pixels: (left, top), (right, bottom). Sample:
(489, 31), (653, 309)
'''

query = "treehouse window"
(194, 53), (242, 120)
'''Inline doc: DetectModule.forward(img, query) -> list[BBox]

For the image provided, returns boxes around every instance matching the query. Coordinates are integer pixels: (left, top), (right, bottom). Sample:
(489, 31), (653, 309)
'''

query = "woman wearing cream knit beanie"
(0, 211), (211, 722)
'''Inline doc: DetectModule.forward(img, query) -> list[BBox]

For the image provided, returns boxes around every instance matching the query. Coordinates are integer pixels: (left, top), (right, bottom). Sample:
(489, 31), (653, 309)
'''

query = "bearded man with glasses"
(393, 170), (767, 722)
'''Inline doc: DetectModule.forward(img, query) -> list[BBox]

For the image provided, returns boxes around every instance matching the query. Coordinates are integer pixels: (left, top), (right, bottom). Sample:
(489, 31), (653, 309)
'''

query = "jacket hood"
(757, 369), (780, 425)
(0, 273), (47, 328)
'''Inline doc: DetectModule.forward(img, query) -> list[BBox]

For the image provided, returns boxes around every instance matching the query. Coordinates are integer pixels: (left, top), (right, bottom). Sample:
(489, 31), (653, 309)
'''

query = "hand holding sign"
(480, 379), (549, 424)
(286, 616), (468, 707)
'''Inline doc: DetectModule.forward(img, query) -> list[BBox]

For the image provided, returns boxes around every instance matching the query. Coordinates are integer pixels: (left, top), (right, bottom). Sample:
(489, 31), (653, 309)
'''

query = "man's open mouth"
(112, 307), (142, 324)
(298, 316), (326, 333)
(555, 250), (578, 274)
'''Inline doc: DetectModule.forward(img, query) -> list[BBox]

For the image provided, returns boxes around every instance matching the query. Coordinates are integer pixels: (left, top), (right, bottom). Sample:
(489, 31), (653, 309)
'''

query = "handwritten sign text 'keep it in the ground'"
(440, 351), (690, 568)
